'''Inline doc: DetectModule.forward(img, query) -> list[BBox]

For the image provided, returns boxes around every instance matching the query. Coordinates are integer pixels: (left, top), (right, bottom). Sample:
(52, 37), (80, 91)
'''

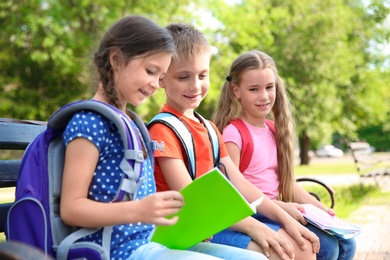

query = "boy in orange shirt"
(148, 23), (319, 260)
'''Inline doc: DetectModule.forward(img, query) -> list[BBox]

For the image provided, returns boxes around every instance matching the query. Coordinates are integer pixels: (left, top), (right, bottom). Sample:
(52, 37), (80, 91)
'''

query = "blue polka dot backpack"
(5, 100), (154, 260)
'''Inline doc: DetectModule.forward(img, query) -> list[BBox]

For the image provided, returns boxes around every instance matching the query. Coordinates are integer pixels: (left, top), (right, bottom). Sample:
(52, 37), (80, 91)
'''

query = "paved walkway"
(351, 204), (390, 260)
(303, 173), (390, 260)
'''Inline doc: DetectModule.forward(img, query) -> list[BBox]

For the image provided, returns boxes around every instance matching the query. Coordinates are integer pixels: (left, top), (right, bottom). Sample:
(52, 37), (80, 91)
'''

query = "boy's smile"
(160, 51), (211, 118)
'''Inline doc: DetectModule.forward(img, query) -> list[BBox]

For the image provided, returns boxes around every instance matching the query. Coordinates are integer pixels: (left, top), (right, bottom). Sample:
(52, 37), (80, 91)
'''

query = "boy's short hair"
(166, 23), (210, 61)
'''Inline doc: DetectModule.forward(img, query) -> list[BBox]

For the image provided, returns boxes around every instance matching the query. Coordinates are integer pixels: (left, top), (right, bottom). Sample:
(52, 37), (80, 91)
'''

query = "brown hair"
(94, 15), (174, 108)
(212, 50), (297, 202)
(165, 23), (210, 63)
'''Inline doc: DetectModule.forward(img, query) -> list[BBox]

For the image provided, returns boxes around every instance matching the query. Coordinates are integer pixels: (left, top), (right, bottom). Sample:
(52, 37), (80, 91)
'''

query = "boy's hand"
(138, 191), (184, 226)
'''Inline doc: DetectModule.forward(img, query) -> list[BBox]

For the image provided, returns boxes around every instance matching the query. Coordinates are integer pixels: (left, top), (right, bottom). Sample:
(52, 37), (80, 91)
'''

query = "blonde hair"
(165, 23), (211, 62)
(212, 50), (296, 202)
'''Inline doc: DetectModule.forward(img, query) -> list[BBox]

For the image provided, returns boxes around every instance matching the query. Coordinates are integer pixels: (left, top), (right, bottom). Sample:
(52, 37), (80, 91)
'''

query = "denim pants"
(129, 241), (267, 260)
(211, 214), (357, 260)
(306, 223), (357, 260)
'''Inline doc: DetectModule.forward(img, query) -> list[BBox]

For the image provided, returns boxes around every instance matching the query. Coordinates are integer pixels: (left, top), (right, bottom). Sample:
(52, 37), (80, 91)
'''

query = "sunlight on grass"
(0, 187), (15, 242)
(0, 187), (15, 203)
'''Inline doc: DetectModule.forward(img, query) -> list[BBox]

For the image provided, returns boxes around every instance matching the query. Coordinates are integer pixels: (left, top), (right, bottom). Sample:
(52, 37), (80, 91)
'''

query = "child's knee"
(297, 238), (316, 260)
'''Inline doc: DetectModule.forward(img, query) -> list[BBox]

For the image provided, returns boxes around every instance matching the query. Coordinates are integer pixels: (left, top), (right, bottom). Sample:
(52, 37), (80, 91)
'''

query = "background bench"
(348, 141), (390, 186)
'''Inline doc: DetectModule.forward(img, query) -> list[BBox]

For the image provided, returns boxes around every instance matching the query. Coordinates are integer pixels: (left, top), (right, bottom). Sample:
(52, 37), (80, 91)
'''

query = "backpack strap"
(49, 100), (145, 201)
(230, 119), (253, 173)
(51, 100), (149, 260)
(230, 118), (275, 173)
(197, 113), (220, 167)
(127, 109), (155, 166)
(265, 119), (275, 135)
(148, 112), (220, 180)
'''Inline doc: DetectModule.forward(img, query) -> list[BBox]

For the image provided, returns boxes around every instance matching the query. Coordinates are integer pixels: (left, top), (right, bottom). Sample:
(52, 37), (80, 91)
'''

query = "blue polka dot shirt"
(63, 111), (156, 259)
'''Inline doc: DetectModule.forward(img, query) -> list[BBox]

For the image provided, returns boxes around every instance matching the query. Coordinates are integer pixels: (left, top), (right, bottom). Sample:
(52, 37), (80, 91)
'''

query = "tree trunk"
(300, 133), (311, 165)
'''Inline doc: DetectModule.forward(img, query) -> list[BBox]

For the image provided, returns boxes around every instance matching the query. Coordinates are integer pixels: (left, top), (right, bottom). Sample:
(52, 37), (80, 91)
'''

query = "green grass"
(0, 187), (14, 203)
(302, 183), (389, 219)
(295, 163), (357, 176)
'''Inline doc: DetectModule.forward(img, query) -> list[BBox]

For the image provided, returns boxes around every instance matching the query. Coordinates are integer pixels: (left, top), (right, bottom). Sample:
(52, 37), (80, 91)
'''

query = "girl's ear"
(231, 84), (240, 99)
(159, 78), (166, 89)
(109, 49), (122, 70)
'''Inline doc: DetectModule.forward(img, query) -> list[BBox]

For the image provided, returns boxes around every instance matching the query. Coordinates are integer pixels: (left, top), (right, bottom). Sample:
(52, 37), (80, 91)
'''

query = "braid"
(94, 50), (121, 109)
(102, 71), (120, 109)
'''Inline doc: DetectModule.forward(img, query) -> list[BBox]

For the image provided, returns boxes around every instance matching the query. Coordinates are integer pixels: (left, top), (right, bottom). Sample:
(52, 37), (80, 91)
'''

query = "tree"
(1, 0), (388, 161)
(204, 0), (390, 164)
(0, 0), (197, 120)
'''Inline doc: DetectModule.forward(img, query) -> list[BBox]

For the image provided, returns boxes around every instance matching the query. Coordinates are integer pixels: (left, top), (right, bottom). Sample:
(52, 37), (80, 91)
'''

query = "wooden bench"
(0, 119), (47, 233)
(296, 177), (335, 209)
(0, 118), (336, 249)
(348, 141), (390, 186)
(0, 119), (48, 258)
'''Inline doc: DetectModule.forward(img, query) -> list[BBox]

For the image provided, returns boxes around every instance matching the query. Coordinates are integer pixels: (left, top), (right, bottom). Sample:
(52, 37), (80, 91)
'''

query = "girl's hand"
(284, 221), (320, 254)
(137, 190), (184, 226)
(248, 223), (295, 259)
(325, 207), (336, 216)
(280, 202), (307, 225)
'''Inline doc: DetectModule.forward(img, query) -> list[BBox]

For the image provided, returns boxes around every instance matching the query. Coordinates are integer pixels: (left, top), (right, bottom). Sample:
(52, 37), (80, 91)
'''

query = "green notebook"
(150, 167), (263, 249)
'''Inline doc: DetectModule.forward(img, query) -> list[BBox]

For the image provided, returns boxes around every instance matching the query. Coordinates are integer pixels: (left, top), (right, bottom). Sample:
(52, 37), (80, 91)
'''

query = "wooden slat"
(0, 160), (20, 188)
(0, 203), (12, 233)
(0, 121), (46, 150)
(0, 120), (46, 233)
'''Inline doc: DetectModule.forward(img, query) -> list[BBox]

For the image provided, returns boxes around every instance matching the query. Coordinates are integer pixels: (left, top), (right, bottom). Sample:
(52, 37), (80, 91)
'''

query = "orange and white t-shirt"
(148, 104), (228, 192)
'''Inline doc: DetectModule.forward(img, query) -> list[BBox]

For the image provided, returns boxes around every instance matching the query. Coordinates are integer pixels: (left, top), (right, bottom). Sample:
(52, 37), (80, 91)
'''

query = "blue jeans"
(211, 215), (356, 260)
(306, 223), (356, 260)
(129, 241), (267, 260)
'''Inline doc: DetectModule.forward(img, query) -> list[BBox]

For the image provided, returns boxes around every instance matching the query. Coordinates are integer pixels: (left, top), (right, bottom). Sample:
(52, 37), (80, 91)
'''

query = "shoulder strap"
(54, 100), (150, 260)
(127, 109), (155, 167)
(148, 112), (196, 179)
(195, 112), (220, 167)
(49, 99), (145, 201)
(148, 112), (219, 180)
(229, 119), (253, 173)
(230, 118), (275, 173)
(265, 119), (275, 135)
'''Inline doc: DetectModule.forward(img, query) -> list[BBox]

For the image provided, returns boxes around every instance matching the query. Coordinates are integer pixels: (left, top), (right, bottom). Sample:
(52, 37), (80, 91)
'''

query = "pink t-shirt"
(222, 121), (280, 200)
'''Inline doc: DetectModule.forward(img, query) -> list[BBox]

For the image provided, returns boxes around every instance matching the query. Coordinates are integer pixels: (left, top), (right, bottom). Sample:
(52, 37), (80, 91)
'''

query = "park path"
(298, 155), (390, 260)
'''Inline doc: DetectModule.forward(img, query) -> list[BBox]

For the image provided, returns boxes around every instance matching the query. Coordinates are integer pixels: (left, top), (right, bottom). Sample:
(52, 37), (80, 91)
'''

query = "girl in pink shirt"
(222, 121), (279, 200)
(212, 50), (356, 260)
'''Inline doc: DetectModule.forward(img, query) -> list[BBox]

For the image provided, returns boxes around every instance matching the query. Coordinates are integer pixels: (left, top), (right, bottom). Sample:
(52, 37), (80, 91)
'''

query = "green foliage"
(0, 0), (198, 120)
(209, 0), (389, 160)
(358, 123), (390, 151)
(0, 0), (389, 154)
